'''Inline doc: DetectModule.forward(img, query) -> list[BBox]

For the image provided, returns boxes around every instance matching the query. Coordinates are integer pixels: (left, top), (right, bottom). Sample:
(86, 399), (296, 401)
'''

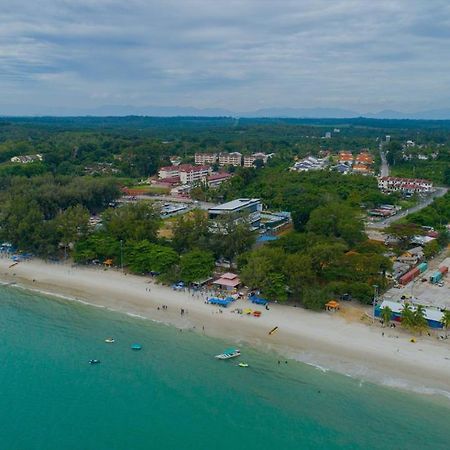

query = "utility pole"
(120, 239), (123, 273)
(372, 284), (378, 324)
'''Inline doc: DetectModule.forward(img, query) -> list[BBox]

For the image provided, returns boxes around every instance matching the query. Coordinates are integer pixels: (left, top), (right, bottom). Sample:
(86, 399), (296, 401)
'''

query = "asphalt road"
(379, 146), (389, 177)
(119, 194), (216, 210)
(368, 186), (448, 230)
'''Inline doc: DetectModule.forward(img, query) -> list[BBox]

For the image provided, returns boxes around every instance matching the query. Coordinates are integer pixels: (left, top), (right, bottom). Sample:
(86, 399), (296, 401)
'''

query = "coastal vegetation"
(1, 117), (449, 309)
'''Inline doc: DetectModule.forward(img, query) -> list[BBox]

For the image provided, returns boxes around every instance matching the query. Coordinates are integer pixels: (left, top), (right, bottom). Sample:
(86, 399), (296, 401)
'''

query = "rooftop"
(209, 198), (260, 211)
(379, 176), (432, 184)
(207, 173), (232, 181)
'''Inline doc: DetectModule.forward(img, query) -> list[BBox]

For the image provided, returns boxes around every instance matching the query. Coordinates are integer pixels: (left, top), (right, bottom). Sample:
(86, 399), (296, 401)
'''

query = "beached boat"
(215, 348), (240, 360)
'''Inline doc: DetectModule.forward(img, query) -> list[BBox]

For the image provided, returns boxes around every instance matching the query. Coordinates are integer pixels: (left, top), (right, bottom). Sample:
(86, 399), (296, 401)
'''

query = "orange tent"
(325, 300), (340, 310)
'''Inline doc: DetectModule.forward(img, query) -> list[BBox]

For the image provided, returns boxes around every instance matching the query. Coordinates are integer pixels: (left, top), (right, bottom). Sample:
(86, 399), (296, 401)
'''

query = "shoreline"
(1, 257), (450, 398)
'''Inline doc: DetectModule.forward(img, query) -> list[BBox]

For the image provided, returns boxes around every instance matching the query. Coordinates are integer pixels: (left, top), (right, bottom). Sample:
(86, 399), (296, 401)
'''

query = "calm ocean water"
(0, 286), (449, 450)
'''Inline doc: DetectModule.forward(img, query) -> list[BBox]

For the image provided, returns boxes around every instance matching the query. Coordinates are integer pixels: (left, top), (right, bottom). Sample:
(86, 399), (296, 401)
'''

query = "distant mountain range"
(3, 104), (450, 119)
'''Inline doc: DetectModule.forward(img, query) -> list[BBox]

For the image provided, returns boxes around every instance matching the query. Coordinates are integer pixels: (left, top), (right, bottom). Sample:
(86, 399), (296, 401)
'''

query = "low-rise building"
(159, 165), (181, 179)
(10, 154), (43, 164)
(292, 156), (327, 172)
(355, 152), (374, 165)
(213, 272), (241, 290)
(159, 164), (211, 183)
(352, 164), (371, 174)
(206, 172), (232, 188)
(332, 163), (351, 174)
(243, 152), (274, 168)
(208, 198), (262, 230)
(179, 165), (211, 185)
(195, 153), (218, 165)
(378, 177), (434, 193)
(169, 156), (182, 166)
(338, 151), (353, 165)
(218, 152), (242, 167)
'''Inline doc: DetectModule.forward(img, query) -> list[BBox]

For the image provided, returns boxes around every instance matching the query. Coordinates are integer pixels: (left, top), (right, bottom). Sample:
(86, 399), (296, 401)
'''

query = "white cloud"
(0, 0), (449, 113)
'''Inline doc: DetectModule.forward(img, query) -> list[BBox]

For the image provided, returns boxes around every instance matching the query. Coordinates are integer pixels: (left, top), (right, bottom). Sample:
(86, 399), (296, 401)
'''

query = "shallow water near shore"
(1, 287), (449, 450)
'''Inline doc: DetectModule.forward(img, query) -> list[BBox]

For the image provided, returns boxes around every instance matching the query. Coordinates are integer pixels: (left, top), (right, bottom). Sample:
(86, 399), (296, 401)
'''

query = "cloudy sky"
(1, 0), (450, 114)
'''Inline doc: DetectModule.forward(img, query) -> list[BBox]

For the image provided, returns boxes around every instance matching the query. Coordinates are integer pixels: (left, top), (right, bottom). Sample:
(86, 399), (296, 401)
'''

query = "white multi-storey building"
(218, 152), (242, 167)
(158, 165), (180, 179)
(243, 152), (274, 168)
(194, 153), (218, 165)
(179, 165), (212, 185)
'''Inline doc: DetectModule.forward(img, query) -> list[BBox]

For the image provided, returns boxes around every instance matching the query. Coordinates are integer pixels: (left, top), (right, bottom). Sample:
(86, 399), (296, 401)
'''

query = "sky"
(1, 0), (450, 115)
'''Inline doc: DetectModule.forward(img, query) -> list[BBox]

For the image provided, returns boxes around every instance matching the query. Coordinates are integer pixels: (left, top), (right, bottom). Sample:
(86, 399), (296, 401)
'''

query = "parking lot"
(383, 256), (450, 310)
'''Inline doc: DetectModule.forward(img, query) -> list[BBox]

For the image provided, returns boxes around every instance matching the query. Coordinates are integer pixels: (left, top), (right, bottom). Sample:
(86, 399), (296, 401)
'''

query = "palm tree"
(380, 306), (392, 327)
(413, 305), (428, 334)
(401, 303), (415, 331)
(441, 310), (450, 338)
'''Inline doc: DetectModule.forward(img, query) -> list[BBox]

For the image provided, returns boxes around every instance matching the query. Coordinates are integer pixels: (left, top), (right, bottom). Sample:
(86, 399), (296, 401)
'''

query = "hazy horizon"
(2, 1), (450, 115)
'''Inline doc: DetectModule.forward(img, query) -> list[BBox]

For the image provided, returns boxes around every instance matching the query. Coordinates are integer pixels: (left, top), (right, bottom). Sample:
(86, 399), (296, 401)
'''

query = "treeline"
(405, 192), (450, 229)
(385, 141), (450, 185)
(0, 175), (120, 255)
(72, 207), (256, 284)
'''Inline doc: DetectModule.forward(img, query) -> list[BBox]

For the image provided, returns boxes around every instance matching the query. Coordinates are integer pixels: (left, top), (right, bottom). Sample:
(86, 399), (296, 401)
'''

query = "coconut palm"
(380, 306), (392, 327)
(441, 310), (450, 338)
(400, 303), (415, 331)
(413, 305), (428, 334)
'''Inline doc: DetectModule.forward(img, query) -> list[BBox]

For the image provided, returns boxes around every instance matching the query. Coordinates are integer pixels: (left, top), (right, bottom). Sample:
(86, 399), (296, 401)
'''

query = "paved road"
(379, 145), (389, 177)
(119, 194), (216, 210)
(367, 186), (448, 230)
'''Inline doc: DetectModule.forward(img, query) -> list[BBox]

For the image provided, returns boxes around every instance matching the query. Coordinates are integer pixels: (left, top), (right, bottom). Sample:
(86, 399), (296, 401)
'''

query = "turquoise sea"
(1, 286), (449, 450)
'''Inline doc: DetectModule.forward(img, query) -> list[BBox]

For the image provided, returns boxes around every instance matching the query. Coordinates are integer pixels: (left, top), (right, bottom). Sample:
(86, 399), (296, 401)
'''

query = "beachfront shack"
(375, 300), (444, 328)
(213, 272), (241, 291)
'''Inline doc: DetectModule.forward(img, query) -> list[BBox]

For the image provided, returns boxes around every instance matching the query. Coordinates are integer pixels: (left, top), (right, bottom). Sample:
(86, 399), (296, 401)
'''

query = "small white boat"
(238, 362), (249, 368)
(105, 338), (115, 343)
(215, 348), (240, 360)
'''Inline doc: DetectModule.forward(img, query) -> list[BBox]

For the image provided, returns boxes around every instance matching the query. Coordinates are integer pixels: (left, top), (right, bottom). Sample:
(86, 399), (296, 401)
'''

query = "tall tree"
(380, 306), (393, 327)
(102, 203), (160, 242)
(306, 202), (365, 246)
(441, 310), (450, 338)
(54, 205), (90, 257)
(179, 250), (215, 283)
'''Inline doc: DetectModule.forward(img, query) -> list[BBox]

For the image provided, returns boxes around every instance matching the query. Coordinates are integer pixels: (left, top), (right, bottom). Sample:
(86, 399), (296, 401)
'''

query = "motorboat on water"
(238, 362), (249, 368)
(131, 343), (142, 350)
(89, 359), (100, 364)
(215, 348), (240, 360)
(105, 338), (115, 343)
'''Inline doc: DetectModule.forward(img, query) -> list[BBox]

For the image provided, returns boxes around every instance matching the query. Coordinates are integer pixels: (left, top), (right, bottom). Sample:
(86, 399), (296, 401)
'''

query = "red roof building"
(213, 272), (241, 290)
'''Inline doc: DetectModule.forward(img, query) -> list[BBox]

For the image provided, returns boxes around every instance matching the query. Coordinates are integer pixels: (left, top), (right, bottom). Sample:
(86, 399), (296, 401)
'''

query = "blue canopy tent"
(207, 297), (232, 307)
(249, 295), (269, 306)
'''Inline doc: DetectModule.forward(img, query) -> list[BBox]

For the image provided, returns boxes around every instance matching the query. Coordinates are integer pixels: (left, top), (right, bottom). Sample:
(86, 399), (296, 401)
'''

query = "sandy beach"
(1, 257), (450, 396)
